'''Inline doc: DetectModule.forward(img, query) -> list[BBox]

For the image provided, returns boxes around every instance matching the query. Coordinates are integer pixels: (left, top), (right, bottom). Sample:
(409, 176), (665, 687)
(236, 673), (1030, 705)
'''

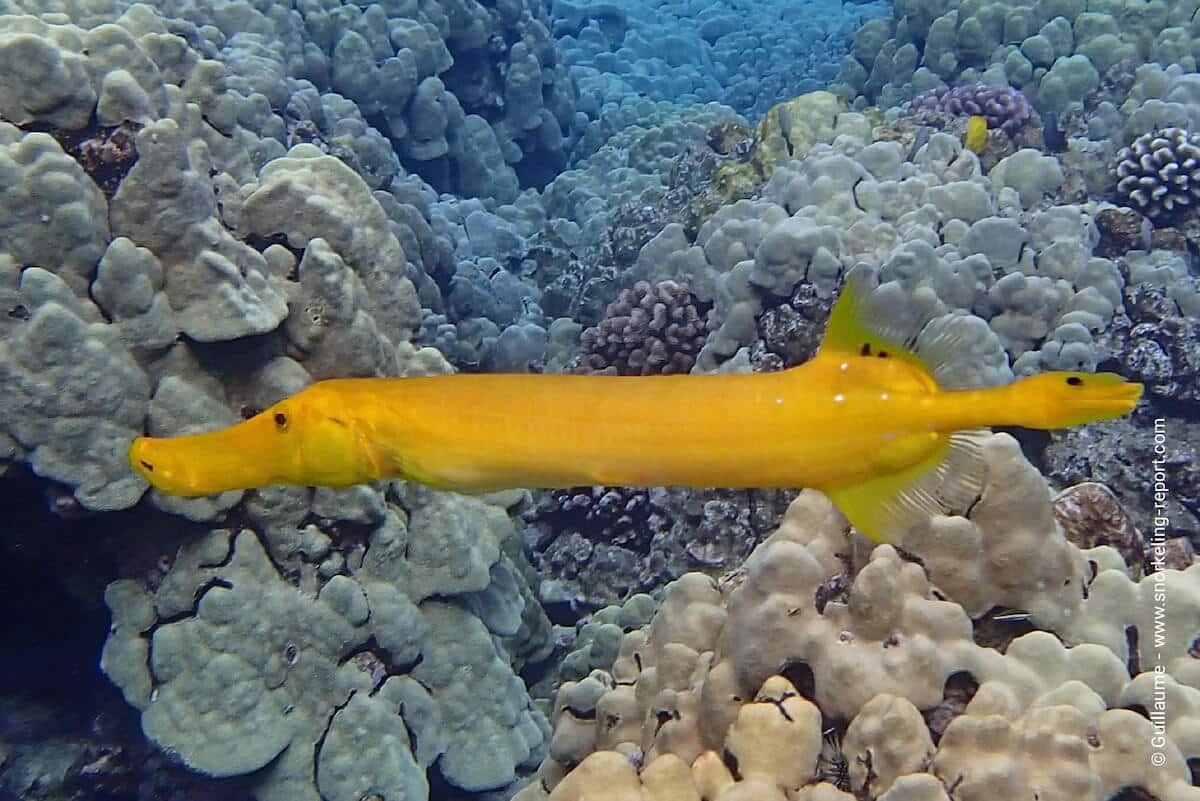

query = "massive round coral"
(1115, 127), (1200, 223)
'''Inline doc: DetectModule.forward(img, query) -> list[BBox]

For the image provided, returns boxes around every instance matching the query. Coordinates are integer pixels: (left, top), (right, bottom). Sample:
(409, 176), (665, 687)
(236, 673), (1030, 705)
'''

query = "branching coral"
(1116, 127), (1200, 223)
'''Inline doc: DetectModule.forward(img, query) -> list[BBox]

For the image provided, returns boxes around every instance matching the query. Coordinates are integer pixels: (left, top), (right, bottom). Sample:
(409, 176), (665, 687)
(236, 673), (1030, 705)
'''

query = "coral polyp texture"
(515, 435), (1200, 801)
(1115, 127), (1200, 223)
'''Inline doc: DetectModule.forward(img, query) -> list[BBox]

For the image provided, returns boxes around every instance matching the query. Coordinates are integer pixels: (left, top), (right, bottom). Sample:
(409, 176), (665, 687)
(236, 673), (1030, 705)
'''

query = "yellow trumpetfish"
(129, 273), (1142, 543)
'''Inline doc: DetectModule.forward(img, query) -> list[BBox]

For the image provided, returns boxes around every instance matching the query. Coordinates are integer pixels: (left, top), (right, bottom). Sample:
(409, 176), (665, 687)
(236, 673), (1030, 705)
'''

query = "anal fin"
(827, 429), (989, 544)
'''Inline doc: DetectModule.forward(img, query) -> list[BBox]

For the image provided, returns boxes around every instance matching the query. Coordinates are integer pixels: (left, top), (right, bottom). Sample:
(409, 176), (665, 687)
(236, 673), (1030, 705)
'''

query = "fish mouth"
(1085, 379), (1144, 414)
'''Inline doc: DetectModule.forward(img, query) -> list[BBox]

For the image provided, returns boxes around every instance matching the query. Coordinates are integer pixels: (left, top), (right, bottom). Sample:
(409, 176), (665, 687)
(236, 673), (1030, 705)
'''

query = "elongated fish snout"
(129, 436), (183, 494)
(128, 435), (214, 497)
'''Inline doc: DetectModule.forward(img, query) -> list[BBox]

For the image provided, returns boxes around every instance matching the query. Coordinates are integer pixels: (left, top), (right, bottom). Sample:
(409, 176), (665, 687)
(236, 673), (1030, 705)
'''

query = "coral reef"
(102, 490), (554, 801)
(515, 435), (1200, 801)
(2, 0), (1200, 799)
(552, 0), (889, 118)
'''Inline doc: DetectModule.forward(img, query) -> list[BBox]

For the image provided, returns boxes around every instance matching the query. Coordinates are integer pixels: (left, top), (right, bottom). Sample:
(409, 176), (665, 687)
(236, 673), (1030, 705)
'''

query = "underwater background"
(1, 0), (1199, 799)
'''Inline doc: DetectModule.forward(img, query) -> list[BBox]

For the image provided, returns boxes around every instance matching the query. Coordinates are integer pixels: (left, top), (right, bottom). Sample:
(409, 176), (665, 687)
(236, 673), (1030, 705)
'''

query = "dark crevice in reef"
(777, 659), (817, 706)
(922, 671), (980, 745)
(0, 468), (261, 800)
(1107, 788), (1163, 801)
(24, 116), (142, 198)
(0, 468), (122, 706)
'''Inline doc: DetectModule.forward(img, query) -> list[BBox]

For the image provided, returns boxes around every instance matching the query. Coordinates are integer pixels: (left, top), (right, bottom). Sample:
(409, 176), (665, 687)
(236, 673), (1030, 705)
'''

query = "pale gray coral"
(284, 238), (401, 379)
(0, 17), (98, 128)
(412, 602), (550, 792)
(239, 144), (420, 350)
(0, 125), (111, 296)
(110, 119), (287, 342)
(102, 489), (554, 801)
(0, 280), (148, 510)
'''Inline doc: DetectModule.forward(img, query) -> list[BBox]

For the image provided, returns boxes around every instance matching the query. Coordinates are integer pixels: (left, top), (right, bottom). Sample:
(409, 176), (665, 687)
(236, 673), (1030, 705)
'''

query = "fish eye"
(1066, 376), (1083, 387)
(274, 412), (289, 429)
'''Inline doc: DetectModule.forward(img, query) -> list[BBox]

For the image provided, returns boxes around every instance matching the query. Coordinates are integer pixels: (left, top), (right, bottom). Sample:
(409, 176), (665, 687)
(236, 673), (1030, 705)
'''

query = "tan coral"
(751, 92), (872, 176)
(528, 434), (1200, 800)
(1119, 672), (1200, 763)
(640, 753), (698, 801)
(900, 434), (1088, 626)
(1057, 562), (1200, 694)
(721, 675), (823, 794)
(841, 694), (934, 797)
(793, 785), (856, 801)
(931, 704), (1102, 801)
(547, 750), (643, 801)
(715, 534), (976, 721)
(1089, 708), (1200, 801)
(878, 774), (951, 801)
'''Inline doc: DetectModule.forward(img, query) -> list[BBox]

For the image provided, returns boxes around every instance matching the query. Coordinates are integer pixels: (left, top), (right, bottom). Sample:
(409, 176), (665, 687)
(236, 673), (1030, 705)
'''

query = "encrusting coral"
(514, 433), (1200, 801)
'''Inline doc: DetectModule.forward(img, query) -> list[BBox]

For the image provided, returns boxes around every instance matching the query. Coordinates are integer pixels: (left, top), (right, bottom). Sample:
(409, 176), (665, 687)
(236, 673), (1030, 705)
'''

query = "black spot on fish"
(329, 417), (347, 427)
(1066, 376), (1083, 386)
(274, 412), (288, 429)
(860, 343), (871, 356)
(878, 350), (889, 358)
(140, 460), (154, 472)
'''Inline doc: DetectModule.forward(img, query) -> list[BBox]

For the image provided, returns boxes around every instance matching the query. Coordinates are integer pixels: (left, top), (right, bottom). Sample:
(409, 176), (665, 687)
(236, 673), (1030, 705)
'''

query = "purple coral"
(578, 280), (707, 375)
(909, 83), (1037, 137)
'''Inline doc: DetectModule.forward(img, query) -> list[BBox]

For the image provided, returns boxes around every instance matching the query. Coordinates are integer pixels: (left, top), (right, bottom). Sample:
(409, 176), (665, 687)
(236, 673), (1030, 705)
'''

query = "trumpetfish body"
(129, 273), (1142, 543)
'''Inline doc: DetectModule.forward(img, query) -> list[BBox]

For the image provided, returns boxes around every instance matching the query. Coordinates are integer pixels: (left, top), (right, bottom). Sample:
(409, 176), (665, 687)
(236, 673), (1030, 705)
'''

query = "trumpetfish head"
(129, 383), (377, 496)
(1007, 370), (1144, 429)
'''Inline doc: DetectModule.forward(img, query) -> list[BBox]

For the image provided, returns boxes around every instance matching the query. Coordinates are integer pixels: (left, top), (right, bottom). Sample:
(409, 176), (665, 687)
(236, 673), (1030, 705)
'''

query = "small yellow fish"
(964, 115), (988, 154)
(129, 272), (1142, 543)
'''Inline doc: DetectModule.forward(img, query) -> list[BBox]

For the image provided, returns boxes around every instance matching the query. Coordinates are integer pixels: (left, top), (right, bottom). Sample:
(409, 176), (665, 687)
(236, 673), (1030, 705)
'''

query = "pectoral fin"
(827, 429), (989, 544)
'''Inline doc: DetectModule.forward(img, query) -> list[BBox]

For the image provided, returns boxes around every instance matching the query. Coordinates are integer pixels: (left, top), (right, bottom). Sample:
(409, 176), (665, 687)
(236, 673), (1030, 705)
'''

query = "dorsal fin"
(820, 266), (997, 389)
(818, 266), (934, 376)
